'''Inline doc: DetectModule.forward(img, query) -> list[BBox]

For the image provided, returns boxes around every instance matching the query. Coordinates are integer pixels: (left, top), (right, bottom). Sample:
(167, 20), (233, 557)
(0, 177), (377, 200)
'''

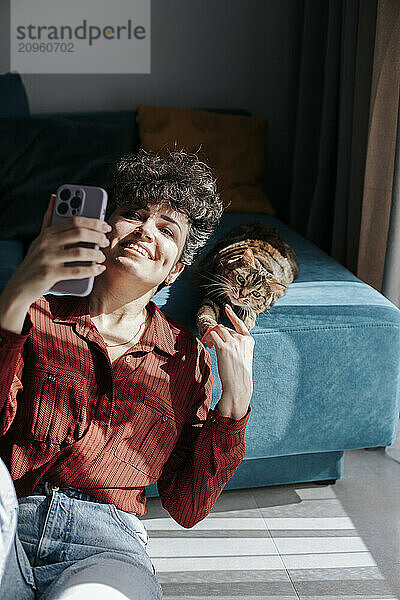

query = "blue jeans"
(0, 459), (163, 599)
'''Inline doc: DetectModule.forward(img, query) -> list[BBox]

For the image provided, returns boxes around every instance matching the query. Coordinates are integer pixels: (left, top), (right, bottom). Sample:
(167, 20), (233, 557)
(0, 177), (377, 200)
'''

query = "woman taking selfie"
(0, 149), (254, 600)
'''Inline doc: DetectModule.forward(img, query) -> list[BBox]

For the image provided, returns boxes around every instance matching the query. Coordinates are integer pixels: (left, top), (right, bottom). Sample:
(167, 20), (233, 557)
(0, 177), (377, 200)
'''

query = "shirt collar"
(136, 300), (175, 356)
(49, 294), (176, 357)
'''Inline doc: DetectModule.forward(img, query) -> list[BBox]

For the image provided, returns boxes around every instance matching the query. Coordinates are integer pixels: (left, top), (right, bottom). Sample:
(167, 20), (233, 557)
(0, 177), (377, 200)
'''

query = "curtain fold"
(357, 0), (400, 294)
(289, 0), (377, 275)
(382, 100), (400, 308)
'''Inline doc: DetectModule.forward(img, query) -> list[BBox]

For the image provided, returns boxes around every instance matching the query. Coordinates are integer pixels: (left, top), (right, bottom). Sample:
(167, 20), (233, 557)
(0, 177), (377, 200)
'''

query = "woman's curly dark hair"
(106, 147), (223, 265)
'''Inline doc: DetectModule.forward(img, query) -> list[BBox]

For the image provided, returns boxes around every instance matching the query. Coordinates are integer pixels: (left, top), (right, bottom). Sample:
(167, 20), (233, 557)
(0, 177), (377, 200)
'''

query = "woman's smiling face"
(103, 201), (190, 291)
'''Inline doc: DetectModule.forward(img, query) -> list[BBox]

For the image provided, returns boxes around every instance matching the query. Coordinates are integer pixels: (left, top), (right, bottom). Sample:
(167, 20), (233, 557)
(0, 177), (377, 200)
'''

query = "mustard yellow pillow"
(136, 103), (275, 215)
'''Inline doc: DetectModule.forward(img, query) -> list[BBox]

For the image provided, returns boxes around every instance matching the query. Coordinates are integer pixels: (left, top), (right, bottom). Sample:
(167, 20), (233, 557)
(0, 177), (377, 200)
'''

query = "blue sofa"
(1, 74), (399, 496)
(146, 212), (400, 495)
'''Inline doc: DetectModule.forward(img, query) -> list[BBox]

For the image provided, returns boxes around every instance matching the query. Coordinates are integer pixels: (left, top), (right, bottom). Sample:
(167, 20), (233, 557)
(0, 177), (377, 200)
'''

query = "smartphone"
(47, 184), (108, 297)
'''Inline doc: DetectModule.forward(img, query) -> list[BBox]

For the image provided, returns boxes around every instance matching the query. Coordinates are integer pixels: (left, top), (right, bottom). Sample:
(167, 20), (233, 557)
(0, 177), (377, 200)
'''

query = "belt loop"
(44, 481), (59, 495)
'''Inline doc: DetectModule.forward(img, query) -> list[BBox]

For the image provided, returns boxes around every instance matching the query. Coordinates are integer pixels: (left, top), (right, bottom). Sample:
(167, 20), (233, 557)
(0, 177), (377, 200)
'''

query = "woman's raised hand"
(4, 194), (112, 306)
(201, 304), (255, 420)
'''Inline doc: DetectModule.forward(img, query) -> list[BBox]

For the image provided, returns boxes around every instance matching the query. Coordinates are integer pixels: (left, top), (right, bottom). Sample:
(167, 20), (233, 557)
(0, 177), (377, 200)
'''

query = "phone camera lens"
(60, 188), (71, 201)
(71, 196), (82, 209)
(58, 202), (69, 215)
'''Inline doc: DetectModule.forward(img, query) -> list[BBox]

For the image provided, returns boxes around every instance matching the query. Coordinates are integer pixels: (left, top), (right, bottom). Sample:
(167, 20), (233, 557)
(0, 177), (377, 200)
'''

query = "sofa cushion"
(152, 213), (400, 456)
(0, 72), (30, 117)
(0, 117), (134, 240)
(136, 103), (275, 215)
(31, 110), (138, 138)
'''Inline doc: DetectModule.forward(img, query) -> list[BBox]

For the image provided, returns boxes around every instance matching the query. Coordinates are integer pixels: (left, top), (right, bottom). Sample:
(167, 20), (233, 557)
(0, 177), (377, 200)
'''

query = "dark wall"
(0, 0), (304, 223)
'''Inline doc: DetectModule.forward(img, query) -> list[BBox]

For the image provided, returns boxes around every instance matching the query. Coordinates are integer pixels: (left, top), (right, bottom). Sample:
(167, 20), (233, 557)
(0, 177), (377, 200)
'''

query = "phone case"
(47, 184), (108, 297)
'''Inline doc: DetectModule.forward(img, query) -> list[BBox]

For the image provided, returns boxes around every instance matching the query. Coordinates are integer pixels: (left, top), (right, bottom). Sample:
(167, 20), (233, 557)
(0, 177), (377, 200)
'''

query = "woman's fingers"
(40, 194), (56, 233)
(202, 324), (233, 347)
(40, 196), (111, 245)
(52, 215), (111, 236)
(203, 329), (225, 348)
(200, 305), (254, 349)
(200, 325), (218, 344)
(224, 304), (250, 335)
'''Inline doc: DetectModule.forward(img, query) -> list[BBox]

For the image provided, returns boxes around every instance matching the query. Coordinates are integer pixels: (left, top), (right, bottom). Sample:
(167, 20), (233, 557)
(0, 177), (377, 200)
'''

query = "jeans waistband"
(33, 479), (105, 504)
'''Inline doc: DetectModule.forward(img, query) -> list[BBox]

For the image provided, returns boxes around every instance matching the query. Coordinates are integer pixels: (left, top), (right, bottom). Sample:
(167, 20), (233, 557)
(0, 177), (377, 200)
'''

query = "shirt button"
(210, 415), (216, 423)
(162, 415), (168, 422)
(47, 374), (56, 382)
(125, 356), (131, 363)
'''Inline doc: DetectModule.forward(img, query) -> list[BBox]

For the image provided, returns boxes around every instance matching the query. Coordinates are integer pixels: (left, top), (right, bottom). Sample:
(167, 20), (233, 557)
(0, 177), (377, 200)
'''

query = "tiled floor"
(143, 448), (400, 599)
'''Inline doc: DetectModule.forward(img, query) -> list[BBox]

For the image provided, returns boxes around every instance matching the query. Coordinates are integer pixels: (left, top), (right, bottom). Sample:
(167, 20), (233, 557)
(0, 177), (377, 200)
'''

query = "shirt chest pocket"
(112, 395), (185, 479)
(21, 365), (87, 445)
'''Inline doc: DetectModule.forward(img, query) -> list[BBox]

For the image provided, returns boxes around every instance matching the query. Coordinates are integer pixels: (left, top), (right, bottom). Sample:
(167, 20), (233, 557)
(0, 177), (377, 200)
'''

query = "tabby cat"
(192, 222), (299, 337)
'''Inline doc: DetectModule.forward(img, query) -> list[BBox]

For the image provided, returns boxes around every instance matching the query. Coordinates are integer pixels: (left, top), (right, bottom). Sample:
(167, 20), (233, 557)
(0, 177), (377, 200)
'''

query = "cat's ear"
(269, 280), (286, 293)
(242, 248), (256, 266)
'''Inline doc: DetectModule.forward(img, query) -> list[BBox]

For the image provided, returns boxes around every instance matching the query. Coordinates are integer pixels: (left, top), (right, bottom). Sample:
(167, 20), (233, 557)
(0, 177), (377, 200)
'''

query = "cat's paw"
(197, 318), (218, 339)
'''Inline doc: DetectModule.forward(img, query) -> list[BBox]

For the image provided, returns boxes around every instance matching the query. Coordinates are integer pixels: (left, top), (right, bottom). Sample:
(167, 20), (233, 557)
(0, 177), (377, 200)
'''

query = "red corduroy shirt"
(0, 293), (251, 528)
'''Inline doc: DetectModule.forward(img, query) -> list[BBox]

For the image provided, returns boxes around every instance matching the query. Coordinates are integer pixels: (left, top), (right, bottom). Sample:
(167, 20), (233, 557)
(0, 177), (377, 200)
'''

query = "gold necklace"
(104, 315), (147, 348)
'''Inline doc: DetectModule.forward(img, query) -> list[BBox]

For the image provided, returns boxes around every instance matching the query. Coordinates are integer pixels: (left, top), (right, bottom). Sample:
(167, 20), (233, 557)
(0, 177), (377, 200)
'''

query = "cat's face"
(218, 249), (286, 314)
(223, 263), (272, 312)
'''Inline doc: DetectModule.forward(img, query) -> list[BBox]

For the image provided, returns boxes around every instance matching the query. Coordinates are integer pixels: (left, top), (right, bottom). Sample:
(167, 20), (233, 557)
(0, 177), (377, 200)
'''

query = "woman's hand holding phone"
(0, 194), (111, 334)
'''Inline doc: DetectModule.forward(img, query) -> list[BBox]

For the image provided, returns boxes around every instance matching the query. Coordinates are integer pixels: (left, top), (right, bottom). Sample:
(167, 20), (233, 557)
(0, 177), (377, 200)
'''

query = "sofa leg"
(314, 479), (337, 485)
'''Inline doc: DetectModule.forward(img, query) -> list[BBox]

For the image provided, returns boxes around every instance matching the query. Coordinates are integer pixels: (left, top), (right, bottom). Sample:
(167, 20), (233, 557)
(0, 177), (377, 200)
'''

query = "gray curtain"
(289, 0), (377, 275)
